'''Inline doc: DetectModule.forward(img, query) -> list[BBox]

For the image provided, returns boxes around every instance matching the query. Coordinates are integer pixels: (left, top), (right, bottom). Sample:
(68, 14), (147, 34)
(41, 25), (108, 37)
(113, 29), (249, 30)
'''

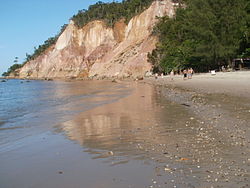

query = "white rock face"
(55, 21), (74, 50)
(19, 0), (175, 79)
(76, 21), (115, 56)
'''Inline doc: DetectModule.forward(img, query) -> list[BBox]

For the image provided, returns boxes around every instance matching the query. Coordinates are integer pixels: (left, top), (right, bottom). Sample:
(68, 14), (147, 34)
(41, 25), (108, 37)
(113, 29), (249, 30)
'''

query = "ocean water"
(1, 79), (197, 188)
(0, 79), (131, 146)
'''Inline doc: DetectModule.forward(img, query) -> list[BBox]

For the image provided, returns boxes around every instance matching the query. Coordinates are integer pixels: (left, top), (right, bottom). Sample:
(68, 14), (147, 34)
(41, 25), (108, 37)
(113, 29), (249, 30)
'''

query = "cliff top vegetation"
(71, 0), (155, 28)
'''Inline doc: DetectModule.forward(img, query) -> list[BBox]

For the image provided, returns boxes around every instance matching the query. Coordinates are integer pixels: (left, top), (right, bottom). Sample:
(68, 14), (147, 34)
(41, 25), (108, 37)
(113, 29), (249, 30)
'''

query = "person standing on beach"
(190, 68), (194, 78)
(221, 66), (226, 72)
(170, 70), (174, 81)
(183, 69), (187, 80)
(187, 68), (194, 79)
(187, 68), (191, 79)
(155, 73), (158, 79)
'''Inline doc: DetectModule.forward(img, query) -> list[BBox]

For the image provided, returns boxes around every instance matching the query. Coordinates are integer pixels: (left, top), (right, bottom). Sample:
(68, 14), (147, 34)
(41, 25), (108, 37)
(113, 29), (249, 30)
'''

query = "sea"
(1, 79), (168, 188)
(0, 79), (131, 146)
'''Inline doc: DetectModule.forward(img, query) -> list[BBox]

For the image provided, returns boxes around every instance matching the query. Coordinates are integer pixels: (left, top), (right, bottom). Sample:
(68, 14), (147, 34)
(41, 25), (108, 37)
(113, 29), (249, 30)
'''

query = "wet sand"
(1, 72), (250, 188)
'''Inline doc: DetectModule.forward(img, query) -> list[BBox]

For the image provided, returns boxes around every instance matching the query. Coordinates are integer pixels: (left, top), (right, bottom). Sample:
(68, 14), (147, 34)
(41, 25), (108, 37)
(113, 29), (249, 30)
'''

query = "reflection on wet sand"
(57, 82), (250, 188)
(58, 83), (194, 160)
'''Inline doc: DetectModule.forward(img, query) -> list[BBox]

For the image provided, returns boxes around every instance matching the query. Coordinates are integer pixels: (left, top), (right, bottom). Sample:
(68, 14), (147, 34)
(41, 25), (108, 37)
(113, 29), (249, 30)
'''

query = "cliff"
(19, 0), (175, 79)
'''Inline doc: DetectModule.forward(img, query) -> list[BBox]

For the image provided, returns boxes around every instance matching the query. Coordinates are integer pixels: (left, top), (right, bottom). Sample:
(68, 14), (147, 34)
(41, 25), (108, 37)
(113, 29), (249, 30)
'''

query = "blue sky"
(0, 0), (119, 75)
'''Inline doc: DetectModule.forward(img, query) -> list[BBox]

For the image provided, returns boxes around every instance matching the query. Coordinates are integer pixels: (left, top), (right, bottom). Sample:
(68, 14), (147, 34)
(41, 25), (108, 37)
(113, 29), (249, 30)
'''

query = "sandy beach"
(149, 71), (250, 97)
(1, 72), (250, 188)
(144, 71), (250, 187)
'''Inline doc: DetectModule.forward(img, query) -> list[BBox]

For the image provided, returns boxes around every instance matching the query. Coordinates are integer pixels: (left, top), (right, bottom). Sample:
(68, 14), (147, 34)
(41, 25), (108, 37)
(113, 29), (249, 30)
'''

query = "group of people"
(182, 68), (194, 80)
(169, 68), (194, 81)
(154, 68), (194, 81)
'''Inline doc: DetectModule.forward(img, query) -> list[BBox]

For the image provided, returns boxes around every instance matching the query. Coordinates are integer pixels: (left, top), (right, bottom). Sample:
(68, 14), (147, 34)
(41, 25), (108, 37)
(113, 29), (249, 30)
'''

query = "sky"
(0, 0), (119, 75)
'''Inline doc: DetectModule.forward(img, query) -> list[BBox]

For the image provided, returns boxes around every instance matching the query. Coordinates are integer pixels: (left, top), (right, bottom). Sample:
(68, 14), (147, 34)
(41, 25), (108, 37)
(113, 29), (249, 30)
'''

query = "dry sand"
(148, 71), (250, 98)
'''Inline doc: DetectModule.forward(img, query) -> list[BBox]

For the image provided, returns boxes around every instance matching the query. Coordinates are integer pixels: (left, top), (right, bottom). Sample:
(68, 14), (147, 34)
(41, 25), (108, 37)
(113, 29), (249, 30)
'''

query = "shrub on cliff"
(72, 0), (154, 28)
(2, 64), (23, 77)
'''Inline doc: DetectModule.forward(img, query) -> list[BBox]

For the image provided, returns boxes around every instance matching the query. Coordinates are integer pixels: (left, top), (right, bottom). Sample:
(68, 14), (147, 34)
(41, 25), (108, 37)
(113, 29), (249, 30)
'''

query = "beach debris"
(58, 171), (63, 174)
(111, 79), (118, 83)
(45, 78), (53, 81)
(108, 151), (114, 155)
(164, 168), (172, 172)
(136, 76), (144, 80)
(211, 70), (216, 75)
(176, 157), (189, 162)
(181, 103), (191, 107)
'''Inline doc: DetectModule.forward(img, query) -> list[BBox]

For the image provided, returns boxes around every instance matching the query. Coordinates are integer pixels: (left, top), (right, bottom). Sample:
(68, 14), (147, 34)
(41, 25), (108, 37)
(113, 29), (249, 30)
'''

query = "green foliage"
(72, 0), (154, 28)
(2, 64), (23, 77)
(150, 0), (250, 73)
(2, 72), (8, 77)
(239, 1), (250, 58)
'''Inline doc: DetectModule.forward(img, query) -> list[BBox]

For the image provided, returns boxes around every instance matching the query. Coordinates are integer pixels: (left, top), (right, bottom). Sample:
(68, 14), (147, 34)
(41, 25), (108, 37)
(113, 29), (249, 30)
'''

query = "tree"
(239, 1), (250, 57)
(2, 72), (8, 77)
(149, 0), (249, 73)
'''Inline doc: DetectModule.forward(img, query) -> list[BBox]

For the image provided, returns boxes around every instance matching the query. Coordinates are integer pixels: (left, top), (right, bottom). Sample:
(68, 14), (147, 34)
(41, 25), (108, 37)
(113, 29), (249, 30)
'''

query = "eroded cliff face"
(19, 0), (175, 79)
